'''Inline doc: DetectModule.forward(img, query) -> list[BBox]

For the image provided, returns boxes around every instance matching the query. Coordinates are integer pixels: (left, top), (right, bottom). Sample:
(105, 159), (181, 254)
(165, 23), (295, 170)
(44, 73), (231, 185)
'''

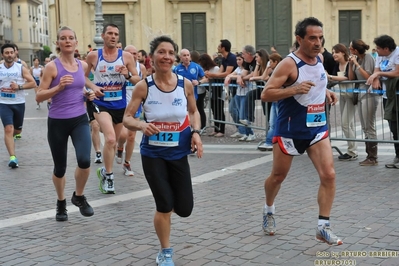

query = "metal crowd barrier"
(327, 79), (399, 155)
(198, 78), (270, 144)
(197, 78), (399, 154)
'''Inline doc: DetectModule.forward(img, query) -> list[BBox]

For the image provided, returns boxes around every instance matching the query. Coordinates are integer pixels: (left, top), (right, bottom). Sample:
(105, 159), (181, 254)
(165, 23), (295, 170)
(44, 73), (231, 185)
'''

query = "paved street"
(0, 91), (398, 266)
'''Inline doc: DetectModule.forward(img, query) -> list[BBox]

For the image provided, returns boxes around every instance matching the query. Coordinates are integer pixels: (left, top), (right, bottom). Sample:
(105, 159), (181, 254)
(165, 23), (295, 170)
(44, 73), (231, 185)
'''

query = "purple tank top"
(49, 58), (86, 119)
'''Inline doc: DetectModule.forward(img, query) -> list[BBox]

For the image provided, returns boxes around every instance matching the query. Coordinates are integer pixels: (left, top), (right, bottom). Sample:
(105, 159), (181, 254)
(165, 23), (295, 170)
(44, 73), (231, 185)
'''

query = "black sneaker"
(71, 192), (94, 217)
(338, 153), (358, 161)
(56, 199), (68, 221)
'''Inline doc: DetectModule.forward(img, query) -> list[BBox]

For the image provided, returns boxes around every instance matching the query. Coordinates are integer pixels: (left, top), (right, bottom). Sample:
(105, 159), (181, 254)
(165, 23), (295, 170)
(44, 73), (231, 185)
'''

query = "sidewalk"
(0, 92), (397, 265)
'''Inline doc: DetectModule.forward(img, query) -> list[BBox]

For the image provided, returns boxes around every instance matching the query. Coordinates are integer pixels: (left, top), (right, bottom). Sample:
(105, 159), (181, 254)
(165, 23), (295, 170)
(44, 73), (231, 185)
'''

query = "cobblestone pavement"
(0, 92), (398, 266)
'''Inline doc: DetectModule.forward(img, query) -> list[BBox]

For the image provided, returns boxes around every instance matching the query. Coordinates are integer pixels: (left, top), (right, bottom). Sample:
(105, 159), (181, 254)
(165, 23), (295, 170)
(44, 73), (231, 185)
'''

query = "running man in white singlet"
(0, 44), (36, 168)
(115, 44), (147, 176)
(260, 17), (342, 246)
(85, 23), (140, 194)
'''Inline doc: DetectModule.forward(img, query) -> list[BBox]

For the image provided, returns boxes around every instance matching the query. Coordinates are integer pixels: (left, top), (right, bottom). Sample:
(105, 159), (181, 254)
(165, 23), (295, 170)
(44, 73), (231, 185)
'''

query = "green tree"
(43, 45), (52, 58)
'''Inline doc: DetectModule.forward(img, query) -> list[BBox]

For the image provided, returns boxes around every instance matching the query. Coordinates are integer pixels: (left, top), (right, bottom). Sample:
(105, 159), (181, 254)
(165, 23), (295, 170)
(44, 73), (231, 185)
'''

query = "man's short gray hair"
(243, 45), (256, 56)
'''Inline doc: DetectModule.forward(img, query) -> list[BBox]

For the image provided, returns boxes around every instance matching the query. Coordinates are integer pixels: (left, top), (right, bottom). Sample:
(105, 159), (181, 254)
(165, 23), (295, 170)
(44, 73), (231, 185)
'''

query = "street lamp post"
(93, 0), (104, 49)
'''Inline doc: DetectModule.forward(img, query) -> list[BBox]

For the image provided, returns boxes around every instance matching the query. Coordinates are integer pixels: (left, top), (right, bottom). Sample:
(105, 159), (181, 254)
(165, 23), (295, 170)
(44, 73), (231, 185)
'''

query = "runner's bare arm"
(83, 52), (103, 97)
(21, 67), (37, 89)
(139, 64), (147, 79)
(122, 51), (140, 85)
(261, 58), (314, 102)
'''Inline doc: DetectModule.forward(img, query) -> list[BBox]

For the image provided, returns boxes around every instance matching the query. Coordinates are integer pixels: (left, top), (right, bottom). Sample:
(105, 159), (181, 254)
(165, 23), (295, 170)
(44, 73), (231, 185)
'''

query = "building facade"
(0, 0), (13, 47)
(0, 0), (50, 65)
(49, 0), (398, 57)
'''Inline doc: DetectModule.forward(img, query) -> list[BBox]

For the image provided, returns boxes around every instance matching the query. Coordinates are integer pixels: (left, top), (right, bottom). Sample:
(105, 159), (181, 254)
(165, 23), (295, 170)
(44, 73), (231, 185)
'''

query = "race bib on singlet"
(306, 103), (326, 127)
(0, 88), (16, 98)
(101, 82), (123, 101)
(148, 122), (181, 147)
(103, 90), (122, 101)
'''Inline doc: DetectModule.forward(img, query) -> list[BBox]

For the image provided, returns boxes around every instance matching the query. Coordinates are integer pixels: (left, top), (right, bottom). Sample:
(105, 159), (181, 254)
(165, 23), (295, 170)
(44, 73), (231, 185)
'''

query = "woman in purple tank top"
(36, 26), (96, 222)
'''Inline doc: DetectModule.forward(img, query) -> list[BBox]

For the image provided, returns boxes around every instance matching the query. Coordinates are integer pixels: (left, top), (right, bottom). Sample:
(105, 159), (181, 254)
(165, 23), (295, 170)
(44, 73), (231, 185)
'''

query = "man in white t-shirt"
(367, 35), (399, 168)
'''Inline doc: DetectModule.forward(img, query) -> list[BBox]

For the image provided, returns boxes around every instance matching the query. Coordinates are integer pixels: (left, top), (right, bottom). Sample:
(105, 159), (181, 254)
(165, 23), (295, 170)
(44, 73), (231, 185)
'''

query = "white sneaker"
(115, 149), (123, 164)
(239, 135), (248, 141)
(94, 152), (102, 163)
(230, 132), (244, 138)
(239, 119), (251, 126)
(106, 175), (115, 194)
(123, 163), (134, 176)
(258, 143), (273, 151)
(385, 157), (399, 168)
(246, 134), (256, 141)
(96, 167), (115, 194)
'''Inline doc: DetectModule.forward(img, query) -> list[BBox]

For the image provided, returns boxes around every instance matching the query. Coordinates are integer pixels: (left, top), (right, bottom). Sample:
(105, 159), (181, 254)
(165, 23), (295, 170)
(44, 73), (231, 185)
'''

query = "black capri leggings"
(141, 155), (194, 217)
(48, 114), (91, 178)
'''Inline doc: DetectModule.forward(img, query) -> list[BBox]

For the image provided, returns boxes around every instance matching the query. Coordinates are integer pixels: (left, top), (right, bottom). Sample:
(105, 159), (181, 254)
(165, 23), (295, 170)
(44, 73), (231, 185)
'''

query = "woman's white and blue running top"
(92, 49), (127, 109)
(275, 53), (328, 139)
(141, 74), (191, 160)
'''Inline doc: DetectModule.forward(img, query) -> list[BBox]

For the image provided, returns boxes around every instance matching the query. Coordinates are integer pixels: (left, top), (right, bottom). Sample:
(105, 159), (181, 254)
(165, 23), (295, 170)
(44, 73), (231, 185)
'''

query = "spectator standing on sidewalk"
(367, 35), (399, 169)
(224, 52), (254, 141)
(321, 38), (335, 75)
(348, 39), (378, 166)
(260, 17), (342, 246)
(328, 43), (358, 161)
(173, 49), (205, 102)
(228, 45), (257, 138)
(173, 49), (205, 132)
(241, 49), (270, 127)
(36, 26), (95, 221)
(257, 52), (283, 151)
(205, 39), (237, 137)
(190, 50), (200, 64)
(123, 35), (203, 266)
(198, 53), (220, 131)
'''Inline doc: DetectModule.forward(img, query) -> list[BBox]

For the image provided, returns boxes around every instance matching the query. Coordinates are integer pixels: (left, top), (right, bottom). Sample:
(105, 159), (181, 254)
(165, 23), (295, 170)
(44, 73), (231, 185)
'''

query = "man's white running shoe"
(115, 149), (123, 164)
(123, 163), (134, 176)
(262, 211), (276, 235)
(94, 152), (102, 163)
(97, 167), (115, 194)
(316, 223), (343, 246)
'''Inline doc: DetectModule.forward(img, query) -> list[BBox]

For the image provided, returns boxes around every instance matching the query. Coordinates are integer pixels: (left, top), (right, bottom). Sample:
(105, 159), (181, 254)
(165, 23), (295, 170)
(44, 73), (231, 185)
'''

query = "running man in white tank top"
(115, 45), (147, 176)
(260, 17), (342, 246)
(85, 24), (140, 194)
(30, 57), (43, 109)
(0, 43), (36, 168)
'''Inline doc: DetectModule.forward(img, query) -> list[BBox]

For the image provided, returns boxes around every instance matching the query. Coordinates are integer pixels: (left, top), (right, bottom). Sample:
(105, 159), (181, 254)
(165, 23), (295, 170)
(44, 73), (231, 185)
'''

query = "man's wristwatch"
(18, 84), (23, 90)
(191, 129), (201, 137)
(124, 72), (132, 80)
